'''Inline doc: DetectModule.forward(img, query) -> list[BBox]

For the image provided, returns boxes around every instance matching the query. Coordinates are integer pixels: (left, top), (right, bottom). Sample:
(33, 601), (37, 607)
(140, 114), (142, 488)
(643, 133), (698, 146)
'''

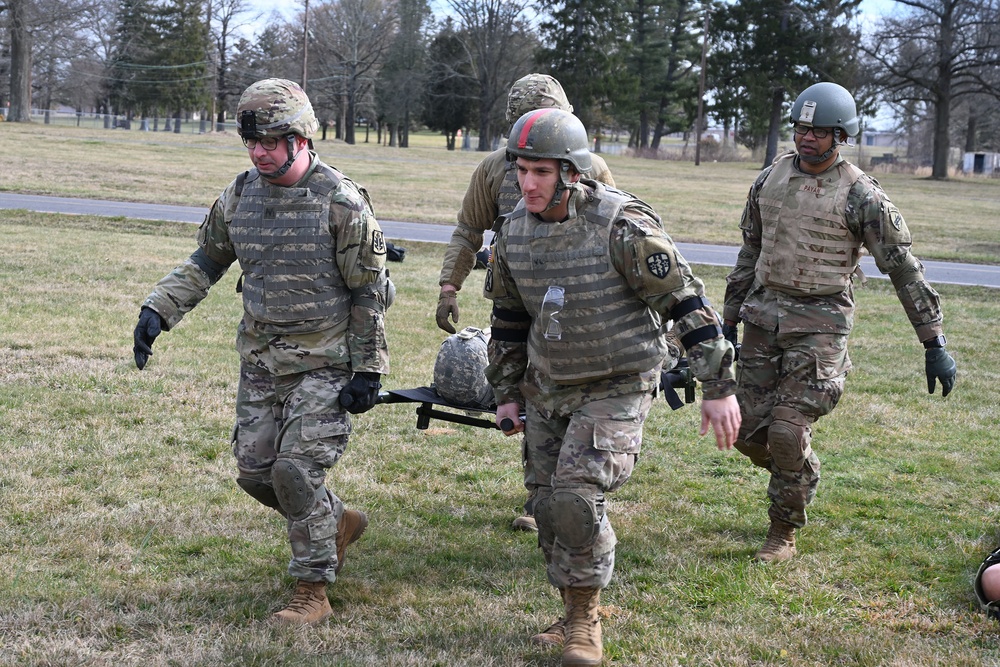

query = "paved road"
(3, 192), (998, 289)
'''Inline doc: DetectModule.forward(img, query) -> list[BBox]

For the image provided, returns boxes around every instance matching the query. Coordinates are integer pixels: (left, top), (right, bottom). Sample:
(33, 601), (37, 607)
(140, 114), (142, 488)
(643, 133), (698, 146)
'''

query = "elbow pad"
(190, 248), (228, 284)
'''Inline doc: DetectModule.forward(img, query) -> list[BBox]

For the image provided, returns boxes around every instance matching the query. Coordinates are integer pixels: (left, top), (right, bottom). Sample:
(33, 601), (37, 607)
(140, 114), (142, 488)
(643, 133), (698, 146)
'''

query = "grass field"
(2, 122), (999, 263)
(0, 205), (999, 665)
(1, 121), (999, 665)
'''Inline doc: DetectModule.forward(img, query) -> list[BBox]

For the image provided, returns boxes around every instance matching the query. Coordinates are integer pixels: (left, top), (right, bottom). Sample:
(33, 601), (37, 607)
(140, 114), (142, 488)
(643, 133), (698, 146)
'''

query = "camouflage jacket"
(724, 153), (944, 342)
(485, 180), (736, 416)
(438, 147), (615, 290)
(143, 152), (390, 377)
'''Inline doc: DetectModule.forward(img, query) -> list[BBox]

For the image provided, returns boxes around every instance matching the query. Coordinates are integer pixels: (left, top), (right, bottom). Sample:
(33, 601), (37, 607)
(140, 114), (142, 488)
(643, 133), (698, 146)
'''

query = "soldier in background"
(486, 108), (740, 666)
(437, 73), (616, 533)
(723, 81), (957, 563)
(132, 78), (390, 625)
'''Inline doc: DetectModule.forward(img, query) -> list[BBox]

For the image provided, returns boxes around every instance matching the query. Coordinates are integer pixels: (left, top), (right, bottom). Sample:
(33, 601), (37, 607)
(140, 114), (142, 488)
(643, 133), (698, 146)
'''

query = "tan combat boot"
(562, 587), (602, 666)
(754, 520), (797, 562)
(512, 514), (538, 532)
(335, 508), (369, 574)
(531, 588), (568, 647)
(271, 580), (332, 625)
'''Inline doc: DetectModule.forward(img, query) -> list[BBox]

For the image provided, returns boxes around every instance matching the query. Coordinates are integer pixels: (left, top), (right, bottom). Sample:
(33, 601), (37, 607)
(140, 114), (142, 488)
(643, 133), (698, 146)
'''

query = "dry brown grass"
(2, 121), (998, 263)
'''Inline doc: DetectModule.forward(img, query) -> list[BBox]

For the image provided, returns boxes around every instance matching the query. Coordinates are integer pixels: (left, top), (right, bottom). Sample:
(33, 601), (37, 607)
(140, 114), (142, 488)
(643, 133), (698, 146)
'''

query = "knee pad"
(549, 488), (603, 549)
(534, 490), (555, 551)
(976, 546), (1000, 621)
(734, 434), (771, 469)
(272, 457), (320, 520)
(236, 475), (285, 515)
(769, 406), (811, 472)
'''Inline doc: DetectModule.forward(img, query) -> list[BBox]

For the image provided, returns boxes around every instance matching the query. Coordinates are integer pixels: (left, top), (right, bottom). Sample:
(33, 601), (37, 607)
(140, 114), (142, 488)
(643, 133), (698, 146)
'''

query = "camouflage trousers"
(734, 322), (849, 528)
(233, 362), (353, 583)
(526, 391), (652, 590)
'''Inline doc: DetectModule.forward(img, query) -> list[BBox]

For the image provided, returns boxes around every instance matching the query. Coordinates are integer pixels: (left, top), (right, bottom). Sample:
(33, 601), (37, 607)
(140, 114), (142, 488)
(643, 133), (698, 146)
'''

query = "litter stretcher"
(376, 360), (697, 432)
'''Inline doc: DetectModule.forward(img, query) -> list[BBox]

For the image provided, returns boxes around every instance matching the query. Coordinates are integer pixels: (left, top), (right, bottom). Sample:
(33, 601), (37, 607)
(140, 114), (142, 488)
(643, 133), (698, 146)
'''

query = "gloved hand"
(722, 322), (740, 362)
(722, 322), (739, 347)
(339, 372), (382, 414)
(925, 347), (956, 397)
(436, 288), (459, 334)
(133, 307), (165, 370)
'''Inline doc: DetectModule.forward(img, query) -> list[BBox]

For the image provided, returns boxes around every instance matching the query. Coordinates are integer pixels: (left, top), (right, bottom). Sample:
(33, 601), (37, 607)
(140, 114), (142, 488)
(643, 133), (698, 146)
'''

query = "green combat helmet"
(237, 78), (319, 140)
(505, 73), (574, 125)
(790, 81), (860, 138)
(433, 327), (495, 410)
(506, 108), (592, 211)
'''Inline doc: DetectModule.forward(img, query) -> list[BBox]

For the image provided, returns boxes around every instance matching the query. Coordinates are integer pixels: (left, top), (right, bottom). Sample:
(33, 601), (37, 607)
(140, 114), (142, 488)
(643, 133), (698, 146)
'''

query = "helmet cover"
(506, 73), (574, 125)
(237, 78), (319, 140)
(433, 327), (495, 410)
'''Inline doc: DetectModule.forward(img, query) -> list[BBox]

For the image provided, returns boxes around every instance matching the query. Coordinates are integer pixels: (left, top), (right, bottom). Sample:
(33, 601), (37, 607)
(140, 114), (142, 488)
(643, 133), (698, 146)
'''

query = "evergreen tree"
(376, 0), (431, 147)
(422, 19), (477, 150)
(710, 0), (860, 167)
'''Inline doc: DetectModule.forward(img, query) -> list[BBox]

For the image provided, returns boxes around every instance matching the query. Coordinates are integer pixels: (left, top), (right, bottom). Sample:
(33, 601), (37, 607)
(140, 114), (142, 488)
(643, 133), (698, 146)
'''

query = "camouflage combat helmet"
(506, 108), (592, 175)
(237, 78), (319, 140)
(790, 82), (860, 138)
(505, 73), (574, 125)
(433, 327), (495, 411)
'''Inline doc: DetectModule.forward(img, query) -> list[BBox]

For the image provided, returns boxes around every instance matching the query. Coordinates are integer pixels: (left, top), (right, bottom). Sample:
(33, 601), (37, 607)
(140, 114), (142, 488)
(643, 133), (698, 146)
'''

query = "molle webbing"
(504, 187), (665, 383)
(496, 160), (522, 218)
(756, 155), (864, 296)
(229, 167), (349, 333)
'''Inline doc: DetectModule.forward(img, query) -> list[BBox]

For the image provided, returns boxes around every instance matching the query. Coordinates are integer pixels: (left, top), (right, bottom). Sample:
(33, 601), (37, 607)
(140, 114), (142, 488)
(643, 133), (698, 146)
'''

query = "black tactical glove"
(925, 347), (956, 397)
(133, 307), (165, 370)
(722, 322), (740, 362)
(339, 372), (382, 414)
(722, 323), (739, 347)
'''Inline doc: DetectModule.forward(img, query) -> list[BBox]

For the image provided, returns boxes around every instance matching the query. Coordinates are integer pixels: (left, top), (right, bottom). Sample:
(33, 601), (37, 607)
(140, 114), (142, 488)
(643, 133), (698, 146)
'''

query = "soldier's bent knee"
(236, 474), (285, 514)
(272, 456), (319, 520)
(769, 406), (811, 472)
(734, 438), (771, 468)
(548, 488), (603, 549)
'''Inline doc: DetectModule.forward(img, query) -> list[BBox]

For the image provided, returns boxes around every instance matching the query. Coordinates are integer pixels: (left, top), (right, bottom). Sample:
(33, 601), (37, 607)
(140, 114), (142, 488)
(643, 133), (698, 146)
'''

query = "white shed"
(962, 152), (1000, 175)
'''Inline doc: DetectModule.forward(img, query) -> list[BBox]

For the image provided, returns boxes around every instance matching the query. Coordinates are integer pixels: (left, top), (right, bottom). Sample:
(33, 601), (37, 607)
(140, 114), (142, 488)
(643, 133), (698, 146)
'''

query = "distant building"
(962, 152), (1000, 175)
(860, 129), (906, 150)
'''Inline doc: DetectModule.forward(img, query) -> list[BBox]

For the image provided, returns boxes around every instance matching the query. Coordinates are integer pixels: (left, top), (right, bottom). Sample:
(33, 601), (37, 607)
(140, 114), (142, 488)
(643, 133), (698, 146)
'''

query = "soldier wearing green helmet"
(132, 78), (390, 625)
(436, 73), (617, 535)
(723, 81), (957, 563)
(485, 107), (740, 666)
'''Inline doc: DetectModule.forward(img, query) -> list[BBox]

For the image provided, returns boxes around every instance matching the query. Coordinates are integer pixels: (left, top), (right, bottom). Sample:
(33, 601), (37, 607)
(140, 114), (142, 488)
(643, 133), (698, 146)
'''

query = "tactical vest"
(496, 158), (522, 217)
(756, 154), (865, 296)
(229, 166), (350, 334)
(504, 183), (667, 383)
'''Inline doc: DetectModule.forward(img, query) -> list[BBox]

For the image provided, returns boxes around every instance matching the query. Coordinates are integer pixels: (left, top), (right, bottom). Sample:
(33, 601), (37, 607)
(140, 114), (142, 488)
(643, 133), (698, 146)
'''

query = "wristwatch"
(922, 335), (947, 349)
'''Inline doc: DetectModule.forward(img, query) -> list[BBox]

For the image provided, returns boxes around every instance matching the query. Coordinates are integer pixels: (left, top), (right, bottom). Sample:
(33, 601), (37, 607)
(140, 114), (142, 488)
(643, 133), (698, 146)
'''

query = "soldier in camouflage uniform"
(485, 108), (740, 666)
(722, 81), (957, 563)
(132, 79), (390, 625)
(438, 73), (616, 533)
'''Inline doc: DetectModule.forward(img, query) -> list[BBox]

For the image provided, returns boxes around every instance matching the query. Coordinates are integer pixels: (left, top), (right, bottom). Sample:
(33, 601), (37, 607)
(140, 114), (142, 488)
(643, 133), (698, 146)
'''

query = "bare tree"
(864, 0), (1000, 178)
(446, 0), (534, 151)
(208, 0), (259, 130)
(310, 0), (395, 145)
(1, 0), (98, 122)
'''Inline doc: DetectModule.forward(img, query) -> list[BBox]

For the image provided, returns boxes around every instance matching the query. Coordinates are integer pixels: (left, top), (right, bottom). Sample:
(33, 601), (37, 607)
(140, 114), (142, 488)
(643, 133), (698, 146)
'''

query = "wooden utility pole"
(695, 4), (710, 166)
(302, 0), (310, 92)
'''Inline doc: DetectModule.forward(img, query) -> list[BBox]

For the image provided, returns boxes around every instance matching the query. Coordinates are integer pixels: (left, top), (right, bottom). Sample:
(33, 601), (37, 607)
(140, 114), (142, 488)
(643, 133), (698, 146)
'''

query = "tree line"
(1, 0), (998, 178)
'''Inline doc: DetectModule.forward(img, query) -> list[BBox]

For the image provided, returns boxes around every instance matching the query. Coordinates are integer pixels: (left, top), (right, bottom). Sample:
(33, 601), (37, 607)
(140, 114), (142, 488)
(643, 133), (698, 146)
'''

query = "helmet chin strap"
(262, 135), (301, 180)
(800, 129), (846, 165)
(540, 163), (577, 214)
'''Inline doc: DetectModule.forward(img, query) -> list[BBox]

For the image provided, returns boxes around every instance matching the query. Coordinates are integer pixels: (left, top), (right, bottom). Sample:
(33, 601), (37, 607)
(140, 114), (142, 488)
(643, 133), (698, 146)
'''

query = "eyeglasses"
(793, 124), (832, 139)
(242, 135), (279, 150)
